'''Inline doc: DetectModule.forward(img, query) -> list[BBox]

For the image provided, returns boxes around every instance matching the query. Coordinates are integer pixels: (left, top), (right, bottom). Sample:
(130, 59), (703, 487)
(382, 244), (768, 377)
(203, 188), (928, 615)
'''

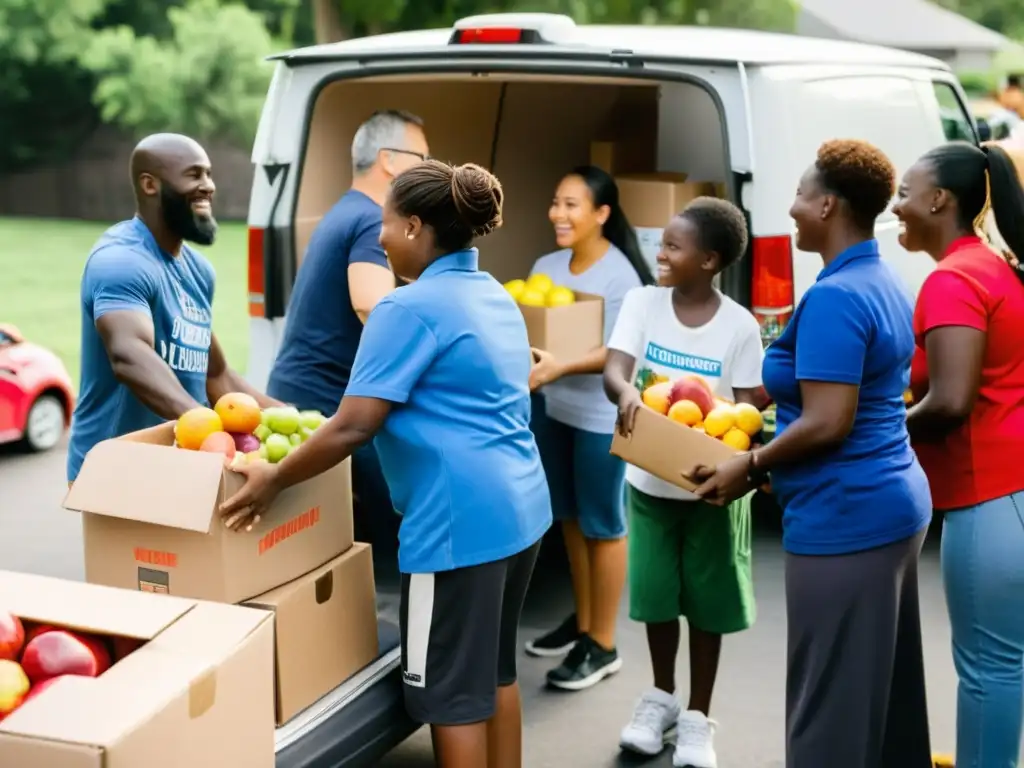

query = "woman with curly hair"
(693, 140), (933, 767)
(895, 140), (1024, 768)
(218, 160), (552, 768)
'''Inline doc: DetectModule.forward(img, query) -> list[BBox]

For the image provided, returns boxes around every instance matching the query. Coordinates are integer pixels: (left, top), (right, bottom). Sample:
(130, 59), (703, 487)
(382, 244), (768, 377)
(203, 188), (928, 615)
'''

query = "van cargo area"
(293, 72), (732, 284)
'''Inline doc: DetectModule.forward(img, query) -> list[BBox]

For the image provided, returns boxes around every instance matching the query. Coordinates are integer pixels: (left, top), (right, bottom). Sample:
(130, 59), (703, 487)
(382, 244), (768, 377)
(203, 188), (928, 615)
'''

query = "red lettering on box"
(258, 505), (322, 555)
(133, 547), (178, 568)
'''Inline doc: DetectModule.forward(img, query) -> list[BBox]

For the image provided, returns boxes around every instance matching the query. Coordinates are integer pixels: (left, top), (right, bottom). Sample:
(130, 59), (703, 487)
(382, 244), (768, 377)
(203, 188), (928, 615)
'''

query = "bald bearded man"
(67, 133), (280, 483)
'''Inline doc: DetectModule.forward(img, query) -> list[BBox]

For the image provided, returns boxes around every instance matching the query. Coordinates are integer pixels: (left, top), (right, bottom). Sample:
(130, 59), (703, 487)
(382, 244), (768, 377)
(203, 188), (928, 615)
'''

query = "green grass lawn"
(2, 216), (249, 390)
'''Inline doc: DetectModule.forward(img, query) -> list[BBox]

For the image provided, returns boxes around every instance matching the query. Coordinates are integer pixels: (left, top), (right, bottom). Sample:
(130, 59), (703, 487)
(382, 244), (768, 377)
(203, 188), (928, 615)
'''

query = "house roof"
(799, 0), (1008, 51)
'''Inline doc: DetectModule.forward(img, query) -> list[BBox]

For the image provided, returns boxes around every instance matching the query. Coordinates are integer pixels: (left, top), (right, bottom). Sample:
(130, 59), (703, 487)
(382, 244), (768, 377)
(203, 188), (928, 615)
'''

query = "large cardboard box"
(245, 542), (379, 725)
(0, 570), (275, 768)
(616, 173), (718, 228)
(518, 292), (604, 362)
(610, 405), (739, 492)
(589, 140), (653, 176)
(64, 423), (354, 604)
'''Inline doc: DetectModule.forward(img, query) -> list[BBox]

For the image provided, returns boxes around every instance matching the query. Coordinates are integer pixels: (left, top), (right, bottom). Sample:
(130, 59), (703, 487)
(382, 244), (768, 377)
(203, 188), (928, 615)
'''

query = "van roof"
(272, 19), (951, 71)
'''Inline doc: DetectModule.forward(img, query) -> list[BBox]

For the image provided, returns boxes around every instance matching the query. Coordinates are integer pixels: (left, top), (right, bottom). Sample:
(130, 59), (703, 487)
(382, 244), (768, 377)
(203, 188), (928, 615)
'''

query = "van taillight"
(454, 27), (524, 44)
(751, 235), (794, 345)
(247, 227), (266, 318)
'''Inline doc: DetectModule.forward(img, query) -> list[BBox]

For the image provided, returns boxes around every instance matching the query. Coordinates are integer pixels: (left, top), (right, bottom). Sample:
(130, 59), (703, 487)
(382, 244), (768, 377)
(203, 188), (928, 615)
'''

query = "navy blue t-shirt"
(267, 190), (389, 416)
(762, 239), (932, 555)
(68, 217), (215, 482)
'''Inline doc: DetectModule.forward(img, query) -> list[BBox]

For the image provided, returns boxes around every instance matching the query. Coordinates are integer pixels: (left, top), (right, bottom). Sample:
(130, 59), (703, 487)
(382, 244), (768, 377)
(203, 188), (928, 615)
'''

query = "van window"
(932, 82), (975, 142)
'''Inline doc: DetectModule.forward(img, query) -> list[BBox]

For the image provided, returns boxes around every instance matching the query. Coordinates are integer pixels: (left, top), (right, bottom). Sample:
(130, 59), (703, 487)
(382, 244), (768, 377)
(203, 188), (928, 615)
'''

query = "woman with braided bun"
(219, 159), (552, 767)
(896, 140), (1024, 768)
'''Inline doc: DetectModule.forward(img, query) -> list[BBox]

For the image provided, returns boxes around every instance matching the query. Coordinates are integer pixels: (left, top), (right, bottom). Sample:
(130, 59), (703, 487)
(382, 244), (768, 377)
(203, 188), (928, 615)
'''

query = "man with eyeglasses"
(267, 109), (429, 549)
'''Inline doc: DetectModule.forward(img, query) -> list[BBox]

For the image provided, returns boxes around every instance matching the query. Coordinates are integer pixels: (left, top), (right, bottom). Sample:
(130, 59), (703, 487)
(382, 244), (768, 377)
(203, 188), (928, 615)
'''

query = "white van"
(252, 14), (976, 766)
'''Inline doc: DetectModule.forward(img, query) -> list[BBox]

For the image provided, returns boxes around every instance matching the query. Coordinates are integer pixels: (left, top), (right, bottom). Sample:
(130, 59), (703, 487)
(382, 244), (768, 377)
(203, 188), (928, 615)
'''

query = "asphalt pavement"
(0, 436), (959, 766)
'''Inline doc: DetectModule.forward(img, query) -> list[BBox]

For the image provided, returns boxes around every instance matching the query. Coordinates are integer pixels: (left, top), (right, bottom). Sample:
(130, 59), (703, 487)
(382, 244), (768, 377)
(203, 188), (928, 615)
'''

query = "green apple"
(299, 410), (326, 431)
(258, 442), (269, 461)
(267, 406), (301, 436)
(265, 433), (292, 464)
(289, 432), (302, 447)
(299, 426), (314, 443)
(260, 408), (274, 428)
(254, 424), (272, 442)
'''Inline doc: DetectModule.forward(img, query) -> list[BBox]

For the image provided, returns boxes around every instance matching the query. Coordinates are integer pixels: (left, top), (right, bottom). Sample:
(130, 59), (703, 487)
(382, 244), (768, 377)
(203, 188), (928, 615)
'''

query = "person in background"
(896, 141), (1024, 768)
(692, 140), (933, 768)
(524, 165), (653, 691)
(266, 109), (429, 548)
(68, 132), (279, 485)
(219, 160), (551, 768)
(604, 197), (765, 767)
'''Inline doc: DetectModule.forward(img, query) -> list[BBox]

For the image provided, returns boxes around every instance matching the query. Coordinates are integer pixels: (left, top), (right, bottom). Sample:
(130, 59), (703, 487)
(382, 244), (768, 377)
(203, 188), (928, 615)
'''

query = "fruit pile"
(0, 609), (140, 722)
(640, 375), (764, 450)
(503, 273), (577, 308)
(173, 393), (327, 466)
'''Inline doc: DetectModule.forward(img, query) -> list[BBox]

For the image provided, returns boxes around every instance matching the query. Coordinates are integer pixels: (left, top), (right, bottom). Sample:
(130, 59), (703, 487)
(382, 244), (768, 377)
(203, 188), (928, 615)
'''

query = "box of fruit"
(610, 375), (764, 492)
(0, 570), (275, 766)
(503, 273), (604, 363)
(63, 393), (354, 605)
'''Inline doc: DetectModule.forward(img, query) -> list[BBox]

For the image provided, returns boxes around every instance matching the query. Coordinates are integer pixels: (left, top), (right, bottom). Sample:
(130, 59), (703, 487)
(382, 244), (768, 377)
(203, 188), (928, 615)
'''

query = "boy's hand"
(616, 388), (643, 437)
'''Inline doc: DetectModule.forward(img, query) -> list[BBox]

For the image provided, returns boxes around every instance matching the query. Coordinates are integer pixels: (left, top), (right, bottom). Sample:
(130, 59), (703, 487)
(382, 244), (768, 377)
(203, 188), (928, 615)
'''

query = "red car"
(0, 324), (75, 452)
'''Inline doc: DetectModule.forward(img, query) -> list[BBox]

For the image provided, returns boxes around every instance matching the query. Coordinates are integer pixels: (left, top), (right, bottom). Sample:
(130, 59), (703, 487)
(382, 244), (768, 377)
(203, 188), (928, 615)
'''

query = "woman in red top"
(894, 141), (1024, 768)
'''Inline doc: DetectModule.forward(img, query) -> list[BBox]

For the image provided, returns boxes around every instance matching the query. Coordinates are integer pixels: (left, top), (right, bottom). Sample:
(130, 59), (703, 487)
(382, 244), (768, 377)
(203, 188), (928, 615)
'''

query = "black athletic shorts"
(399, 539), (542, 725)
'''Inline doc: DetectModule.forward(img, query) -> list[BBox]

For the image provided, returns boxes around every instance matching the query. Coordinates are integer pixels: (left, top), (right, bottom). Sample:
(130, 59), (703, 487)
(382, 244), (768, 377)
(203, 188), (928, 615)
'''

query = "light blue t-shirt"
(346, 248), (553, 574)
(762, 239), (932, 555)
(68, 217), (215, 482)
(530, 244), (642, 433)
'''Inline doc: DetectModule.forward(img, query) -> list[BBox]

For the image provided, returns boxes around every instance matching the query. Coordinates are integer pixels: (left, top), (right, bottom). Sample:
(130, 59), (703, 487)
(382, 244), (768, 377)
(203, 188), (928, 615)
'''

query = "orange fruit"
(175, 407), (223, 451)
(703, 405), (737, 438)
(734, 403), (764, 436)
(721, 427), (751, 451)
(642, 382), (673, 415)
(214, 392), (262, 434)
(668, 399), (703, 426)
(199, 431), (237, 463)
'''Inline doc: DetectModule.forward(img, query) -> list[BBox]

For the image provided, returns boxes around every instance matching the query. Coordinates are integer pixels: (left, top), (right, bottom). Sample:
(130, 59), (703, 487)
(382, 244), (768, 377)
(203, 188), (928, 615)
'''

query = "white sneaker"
(619, 688), (680, 756)
(673, 710), (718, 768)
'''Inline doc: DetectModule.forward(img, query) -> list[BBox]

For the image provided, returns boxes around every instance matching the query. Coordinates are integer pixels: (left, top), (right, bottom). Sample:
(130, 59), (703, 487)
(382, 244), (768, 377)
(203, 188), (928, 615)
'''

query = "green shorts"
(627, 484), (756, 634)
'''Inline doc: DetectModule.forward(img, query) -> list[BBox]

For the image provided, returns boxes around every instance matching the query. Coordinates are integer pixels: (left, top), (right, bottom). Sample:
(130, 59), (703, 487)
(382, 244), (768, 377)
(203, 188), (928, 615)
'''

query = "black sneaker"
(524, 613), (580, 658)
(546, 634), (623, 691)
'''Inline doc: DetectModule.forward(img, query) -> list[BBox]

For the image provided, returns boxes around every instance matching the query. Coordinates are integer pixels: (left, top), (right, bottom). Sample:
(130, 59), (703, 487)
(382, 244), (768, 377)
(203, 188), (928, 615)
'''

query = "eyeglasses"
(382, 148), (431, 162)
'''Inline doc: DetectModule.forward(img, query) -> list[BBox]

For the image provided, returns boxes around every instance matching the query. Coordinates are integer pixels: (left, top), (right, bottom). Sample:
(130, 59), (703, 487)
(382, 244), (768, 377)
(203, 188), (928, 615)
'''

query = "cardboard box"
(519, 292), (604, 362)
(616, 173), (717, 228)
(0, 569), (275, 768)
(610, 405), (739, 492)
(589, 138), (655, 175)
(64, 422), (354, 604)
(245, 542), (378, 725)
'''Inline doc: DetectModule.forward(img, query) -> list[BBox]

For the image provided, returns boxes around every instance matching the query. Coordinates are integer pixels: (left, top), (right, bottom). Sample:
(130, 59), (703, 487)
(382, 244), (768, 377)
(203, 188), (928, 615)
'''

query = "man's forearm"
(112, 353), (203, 420)
(207, 368), (283, 409)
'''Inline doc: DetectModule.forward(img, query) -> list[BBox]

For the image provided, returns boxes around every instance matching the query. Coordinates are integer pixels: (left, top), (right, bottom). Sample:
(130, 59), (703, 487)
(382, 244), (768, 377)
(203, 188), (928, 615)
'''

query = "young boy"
(604, 197), (766, 768)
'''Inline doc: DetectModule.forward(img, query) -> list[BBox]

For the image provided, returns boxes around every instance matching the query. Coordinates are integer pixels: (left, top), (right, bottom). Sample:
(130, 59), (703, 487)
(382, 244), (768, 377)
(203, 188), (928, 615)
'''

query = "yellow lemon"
(518, 287), (547, 307)
(721, 427), (751, 451)
(703, 405), (737, 438)
(504, 279), (526, 301)
(734, 402), (764, 436)
(526, 273), (554, 294)
(667, 399), (703, 426)
(546, 285), (576, 307)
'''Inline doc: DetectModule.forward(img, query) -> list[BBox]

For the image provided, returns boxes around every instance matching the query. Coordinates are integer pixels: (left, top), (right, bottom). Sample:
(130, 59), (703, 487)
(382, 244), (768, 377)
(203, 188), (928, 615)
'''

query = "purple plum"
(231, 432), (261, 454)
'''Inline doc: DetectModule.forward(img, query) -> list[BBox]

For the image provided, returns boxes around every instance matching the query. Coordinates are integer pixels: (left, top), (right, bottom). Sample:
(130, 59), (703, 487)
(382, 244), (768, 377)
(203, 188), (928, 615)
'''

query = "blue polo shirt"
(345, 248), (553, 573)
(762, 239), (931, 555)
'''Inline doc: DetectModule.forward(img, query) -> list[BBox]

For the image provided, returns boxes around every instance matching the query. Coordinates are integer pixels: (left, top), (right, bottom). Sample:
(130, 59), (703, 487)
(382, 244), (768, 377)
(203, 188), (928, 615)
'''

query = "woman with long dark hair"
(524, 165), (652, 691)
(895, 140), (1024, 768)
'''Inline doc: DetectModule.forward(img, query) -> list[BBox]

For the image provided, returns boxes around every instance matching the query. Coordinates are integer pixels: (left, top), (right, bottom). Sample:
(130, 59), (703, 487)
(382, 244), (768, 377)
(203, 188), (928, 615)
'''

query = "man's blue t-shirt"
(68, 217), (215, 482)
(762, 239), (932, 555)
(346, 248), (553, 574)
(267, 190), (389, 416)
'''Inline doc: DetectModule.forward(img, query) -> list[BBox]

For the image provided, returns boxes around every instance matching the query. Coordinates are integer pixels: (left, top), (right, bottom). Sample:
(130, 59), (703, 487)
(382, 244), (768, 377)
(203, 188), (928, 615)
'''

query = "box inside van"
(294, 73), (729, 283)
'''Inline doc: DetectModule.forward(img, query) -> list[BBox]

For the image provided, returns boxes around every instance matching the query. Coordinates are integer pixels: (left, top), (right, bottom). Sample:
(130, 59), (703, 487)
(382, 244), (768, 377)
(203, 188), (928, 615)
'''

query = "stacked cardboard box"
(61, 421), (379, 728)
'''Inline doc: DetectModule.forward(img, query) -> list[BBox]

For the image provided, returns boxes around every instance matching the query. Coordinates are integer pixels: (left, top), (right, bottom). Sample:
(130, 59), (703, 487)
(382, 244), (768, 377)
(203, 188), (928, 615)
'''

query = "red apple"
(668, 376), (716, 418)
(23, 623), (58, 646)
(21, 630), (111, 684)
(0, 612), (24, 662)
(0, 659), (30, 720)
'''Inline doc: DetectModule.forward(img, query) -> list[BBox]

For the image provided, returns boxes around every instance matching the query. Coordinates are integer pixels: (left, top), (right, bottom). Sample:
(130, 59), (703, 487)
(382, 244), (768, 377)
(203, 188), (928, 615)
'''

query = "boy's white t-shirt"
(607, 285), (765, 501)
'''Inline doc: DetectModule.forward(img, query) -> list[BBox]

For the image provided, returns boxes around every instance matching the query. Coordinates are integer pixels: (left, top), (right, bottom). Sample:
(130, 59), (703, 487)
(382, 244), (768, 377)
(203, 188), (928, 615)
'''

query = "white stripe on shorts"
(403, 573), (435, 689)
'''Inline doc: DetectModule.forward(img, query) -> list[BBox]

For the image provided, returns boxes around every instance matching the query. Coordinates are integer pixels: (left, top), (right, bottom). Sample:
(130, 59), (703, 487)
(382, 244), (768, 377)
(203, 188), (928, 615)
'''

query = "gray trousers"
(785, 528), (932, 768)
